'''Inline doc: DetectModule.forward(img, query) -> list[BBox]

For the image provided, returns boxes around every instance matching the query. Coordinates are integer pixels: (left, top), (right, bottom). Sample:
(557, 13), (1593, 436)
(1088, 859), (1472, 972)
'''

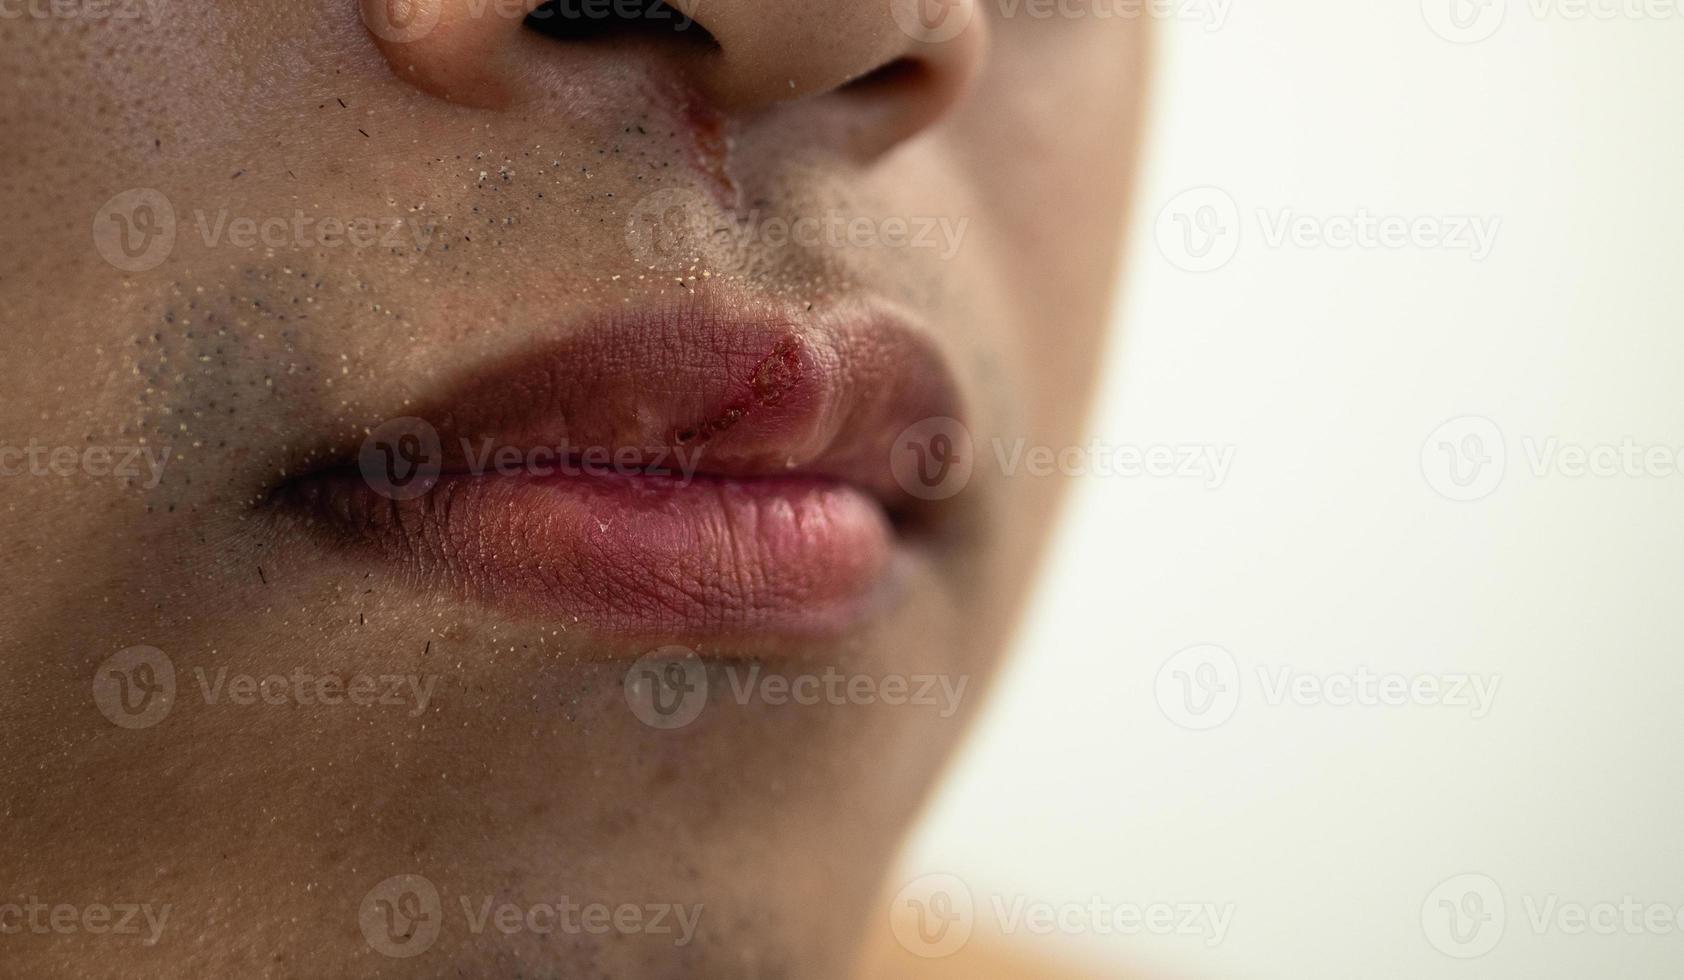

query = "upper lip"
(276, 290), (965, 520)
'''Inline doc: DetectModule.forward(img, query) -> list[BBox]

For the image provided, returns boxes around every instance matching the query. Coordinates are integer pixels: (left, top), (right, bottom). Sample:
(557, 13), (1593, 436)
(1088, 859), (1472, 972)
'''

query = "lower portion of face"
(0, 3), (1142, 975)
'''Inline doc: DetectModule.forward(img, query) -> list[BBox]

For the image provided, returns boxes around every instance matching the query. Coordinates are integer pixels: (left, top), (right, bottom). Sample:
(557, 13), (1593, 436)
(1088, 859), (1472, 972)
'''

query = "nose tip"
(361, 0), (986, 157)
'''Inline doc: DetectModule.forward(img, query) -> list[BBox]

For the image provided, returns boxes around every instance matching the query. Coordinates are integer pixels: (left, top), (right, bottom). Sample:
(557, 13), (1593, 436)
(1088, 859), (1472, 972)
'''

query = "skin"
(0, 2), (1145, 977)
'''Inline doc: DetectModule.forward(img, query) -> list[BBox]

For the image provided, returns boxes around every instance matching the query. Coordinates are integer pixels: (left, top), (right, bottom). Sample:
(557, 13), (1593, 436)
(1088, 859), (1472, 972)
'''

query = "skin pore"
(0, 2), (1144, 976)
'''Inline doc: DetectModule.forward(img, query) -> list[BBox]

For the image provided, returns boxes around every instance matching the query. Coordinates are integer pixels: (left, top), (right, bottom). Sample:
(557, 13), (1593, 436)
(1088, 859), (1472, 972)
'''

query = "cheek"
(963, 22), (1147, 258)
(945, 24), (1148, 424)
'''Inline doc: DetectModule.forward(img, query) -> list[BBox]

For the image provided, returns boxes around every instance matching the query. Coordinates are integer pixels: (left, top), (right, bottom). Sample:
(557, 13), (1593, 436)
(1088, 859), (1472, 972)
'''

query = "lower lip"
(290, 469), (899, 641)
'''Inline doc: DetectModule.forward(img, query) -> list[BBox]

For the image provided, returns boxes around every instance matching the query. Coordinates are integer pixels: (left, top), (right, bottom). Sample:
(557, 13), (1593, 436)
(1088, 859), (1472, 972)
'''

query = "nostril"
(524, 0), (718, 48)
(839, 57), (929, 95)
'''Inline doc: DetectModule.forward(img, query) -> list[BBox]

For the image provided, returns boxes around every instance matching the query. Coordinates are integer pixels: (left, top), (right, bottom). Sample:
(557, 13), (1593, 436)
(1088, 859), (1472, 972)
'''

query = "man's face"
(0, 2), (1142, 975)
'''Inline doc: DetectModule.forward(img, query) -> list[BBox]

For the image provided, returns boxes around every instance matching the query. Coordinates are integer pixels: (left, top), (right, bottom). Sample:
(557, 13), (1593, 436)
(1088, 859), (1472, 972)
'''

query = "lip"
(275, 293), (964, 642)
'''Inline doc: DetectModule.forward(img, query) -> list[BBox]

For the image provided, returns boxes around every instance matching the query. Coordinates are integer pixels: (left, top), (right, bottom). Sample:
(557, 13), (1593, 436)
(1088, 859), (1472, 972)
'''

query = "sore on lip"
(673, 335), (803, 447)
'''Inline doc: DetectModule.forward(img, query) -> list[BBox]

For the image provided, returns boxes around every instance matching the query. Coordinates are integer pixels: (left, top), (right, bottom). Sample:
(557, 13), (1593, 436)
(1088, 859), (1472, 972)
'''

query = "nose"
(361, 0), (986, 158)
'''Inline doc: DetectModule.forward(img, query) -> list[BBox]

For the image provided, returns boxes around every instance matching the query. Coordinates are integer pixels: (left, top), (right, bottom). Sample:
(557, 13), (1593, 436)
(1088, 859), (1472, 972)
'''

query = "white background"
(898, 1), (1684, 976)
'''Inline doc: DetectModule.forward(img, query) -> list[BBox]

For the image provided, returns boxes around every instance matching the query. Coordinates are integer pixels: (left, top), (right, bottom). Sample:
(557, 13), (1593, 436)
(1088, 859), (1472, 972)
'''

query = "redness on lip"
(277, 296), (962, 641)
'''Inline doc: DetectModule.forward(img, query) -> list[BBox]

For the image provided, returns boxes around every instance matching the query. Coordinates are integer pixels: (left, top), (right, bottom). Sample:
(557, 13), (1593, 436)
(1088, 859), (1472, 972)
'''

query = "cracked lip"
(278, 294), (965, 643)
